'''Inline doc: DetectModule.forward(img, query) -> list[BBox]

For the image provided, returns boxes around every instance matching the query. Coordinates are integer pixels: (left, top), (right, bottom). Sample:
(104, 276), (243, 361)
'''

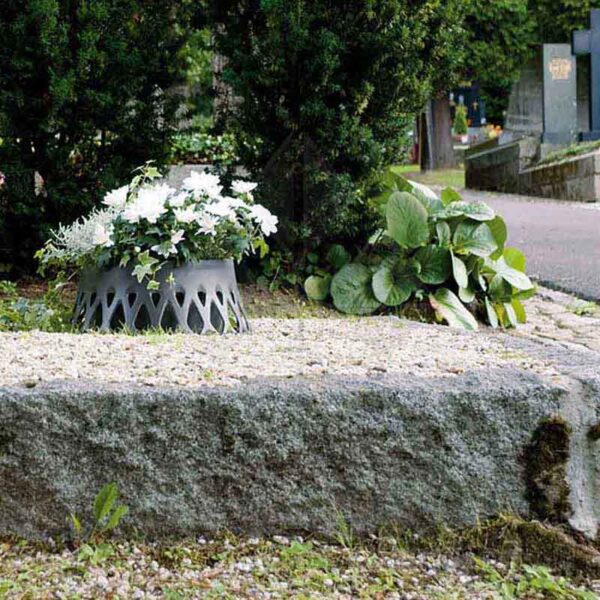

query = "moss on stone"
(524, 416), (572, 522)
(587, 423), (600, 442)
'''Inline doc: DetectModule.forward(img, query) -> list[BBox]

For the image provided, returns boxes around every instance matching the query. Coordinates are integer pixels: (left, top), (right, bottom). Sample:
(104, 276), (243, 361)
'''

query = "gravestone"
(450, 84), (486, 128)
(573, 9), (600, 140)
(542, 45), (578, 145)
(502, 45), (577, 146)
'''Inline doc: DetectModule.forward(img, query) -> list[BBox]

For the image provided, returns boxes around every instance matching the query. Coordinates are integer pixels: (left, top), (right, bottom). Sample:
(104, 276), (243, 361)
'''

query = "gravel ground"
(0, 316), (564, 389)
(1, 534), (598, 600)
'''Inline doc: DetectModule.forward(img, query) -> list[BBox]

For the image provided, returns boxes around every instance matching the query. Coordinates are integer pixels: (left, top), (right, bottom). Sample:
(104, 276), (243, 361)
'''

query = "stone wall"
(465, 137), (539, 194)
(466, 138), (600, 202)
(519, 152), (600, 202)
(0, 324), (600, 541)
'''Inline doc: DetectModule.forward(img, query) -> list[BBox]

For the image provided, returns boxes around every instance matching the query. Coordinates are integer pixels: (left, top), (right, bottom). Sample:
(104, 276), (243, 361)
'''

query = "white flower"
(169, 192), (188, 208)
(92, 224), (114, 248)
(182, 171), (223, 198)
(170, 230), (185, 245)
(249, 204), (278, 236)
(173, 207), (197, 224)
(196, 213), (218, 236)
(221, 196), (247, 210)
(232, 180), (258, 196)
(102, 185), (129, 209)
(206, 199), (237, 222)
(122, 184), (172, 224)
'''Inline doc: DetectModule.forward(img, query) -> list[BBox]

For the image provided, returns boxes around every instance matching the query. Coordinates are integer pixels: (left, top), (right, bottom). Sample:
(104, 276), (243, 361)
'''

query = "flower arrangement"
(38, 165), (278, 289)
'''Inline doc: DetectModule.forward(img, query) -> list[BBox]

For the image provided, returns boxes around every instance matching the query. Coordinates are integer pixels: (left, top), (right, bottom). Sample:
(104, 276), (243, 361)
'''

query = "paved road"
(462, 190), (600, 301)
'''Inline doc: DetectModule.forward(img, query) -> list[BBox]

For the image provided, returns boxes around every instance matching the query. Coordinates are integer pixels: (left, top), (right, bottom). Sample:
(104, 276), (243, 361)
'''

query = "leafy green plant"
(475, 559), (597, 599)
(303, 244), (350, 302)
(170, 132), (240, 167)
(37, 164), (278, 289)
(307, 169), (534, 330)
(0, 279), (72, 332)
(453, 104), (469, 136)
(0, 0), (195, 272)
(70, 483), (129, 545)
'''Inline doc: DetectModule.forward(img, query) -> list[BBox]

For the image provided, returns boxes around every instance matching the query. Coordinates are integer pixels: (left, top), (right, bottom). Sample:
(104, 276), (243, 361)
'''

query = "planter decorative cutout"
(74, 260), (249, 334)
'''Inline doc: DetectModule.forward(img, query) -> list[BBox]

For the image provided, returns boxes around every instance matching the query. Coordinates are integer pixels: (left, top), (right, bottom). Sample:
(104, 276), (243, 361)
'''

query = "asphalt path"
(462, 190), (600, 301)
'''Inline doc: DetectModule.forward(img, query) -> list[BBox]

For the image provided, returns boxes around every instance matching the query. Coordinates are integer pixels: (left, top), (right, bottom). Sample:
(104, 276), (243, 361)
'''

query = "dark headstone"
(503, 45), (577, 147)
(450, 84), (486, 128)
(573, 9), (600, 140)
(542, 45), (578, 144)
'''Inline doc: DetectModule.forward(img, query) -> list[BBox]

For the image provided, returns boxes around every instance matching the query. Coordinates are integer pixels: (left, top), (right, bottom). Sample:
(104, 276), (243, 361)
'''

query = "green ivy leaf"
(429, 288), (478, 331)
(386, 192), (429, 249)
(331, 264), (381, 315)
(452, 221), (498, 257)
(414, 245), (451, 285)
(304, 274), (332, 301)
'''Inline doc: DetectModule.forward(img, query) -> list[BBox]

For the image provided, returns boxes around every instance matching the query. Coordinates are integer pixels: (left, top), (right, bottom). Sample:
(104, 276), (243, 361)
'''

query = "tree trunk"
(420, 97), (456, 171)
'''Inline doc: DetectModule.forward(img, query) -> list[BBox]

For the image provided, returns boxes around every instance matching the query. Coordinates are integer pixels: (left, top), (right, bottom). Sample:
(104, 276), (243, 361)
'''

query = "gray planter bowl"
(74, 260), (249, 334)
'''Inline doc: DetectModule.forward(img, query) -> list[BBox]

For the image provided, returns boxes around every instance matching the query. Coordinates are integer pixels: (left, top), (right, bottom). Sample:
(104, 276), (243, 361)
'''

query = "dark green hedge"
(0, 1), (194, 273)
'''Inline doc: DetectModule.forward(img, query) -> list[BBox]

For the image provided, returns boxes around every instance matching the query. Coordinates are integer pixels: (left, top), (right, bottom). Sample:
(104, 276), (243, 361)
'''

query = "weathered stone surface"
(0, 322), (599, 541)
(467, 144), (600, 202)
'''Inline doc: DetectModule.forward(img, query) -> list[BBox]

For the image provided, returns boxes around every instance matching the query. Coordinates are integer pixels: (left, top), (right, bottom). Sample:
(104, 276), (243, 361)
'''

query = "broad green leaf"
(511, 299), (527, 323)
(409, 182), (444, 215)
(386, 192), (429, 249)
(103, 504), (129, 533)
(504, 302), (518, 328)
(304, 274), (332, 301)
(94, 483), (118, 524)
(383, 169), (413, 193)
(488, 216), (507, 257)
(429, 288), (478, 331)
(503, 247), (526, 272)
(326, 245), (350, 269)
(488, 274), (512, 301)
(439, 200), (495, 221)
(440, 187), (462, 206)
(372, 259), (418, 306)
(485, 297), (499, 328)
(452, 221), (498, 257)
(436, 222), (452, 246)
(459, 286), (475, 303)
(307, 252), (319, 265)
(451, 252), (469, 289)
(489, 256), (533, 290)
(414, 245), (451, 285)
(331, 264), (381, 315)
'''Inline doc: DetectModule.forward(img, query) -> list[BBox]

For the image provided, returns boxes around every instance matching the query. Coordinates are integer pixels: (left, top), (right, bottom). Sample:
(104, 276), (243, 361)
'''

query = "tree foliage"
(530, 0), (600, 43)
(0, 0), (194, 271)
(206, 0), (463, 247)
(462, 0), (535, 124)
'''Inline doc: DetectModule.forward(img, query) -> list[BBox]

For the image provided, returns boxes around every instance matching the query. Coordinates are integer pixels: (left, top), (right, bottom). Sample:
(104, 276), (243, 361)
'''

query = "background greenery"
(0, 0), (597, 279)
(0, 0), (196, 274)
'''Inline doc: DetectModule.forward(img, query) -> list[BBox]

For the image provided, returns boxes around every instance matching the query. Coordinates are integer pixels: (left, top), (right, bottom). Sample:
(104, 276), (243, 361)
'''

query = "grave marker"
(542, 45), (578, 145)
(572, 9), (600, 140)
